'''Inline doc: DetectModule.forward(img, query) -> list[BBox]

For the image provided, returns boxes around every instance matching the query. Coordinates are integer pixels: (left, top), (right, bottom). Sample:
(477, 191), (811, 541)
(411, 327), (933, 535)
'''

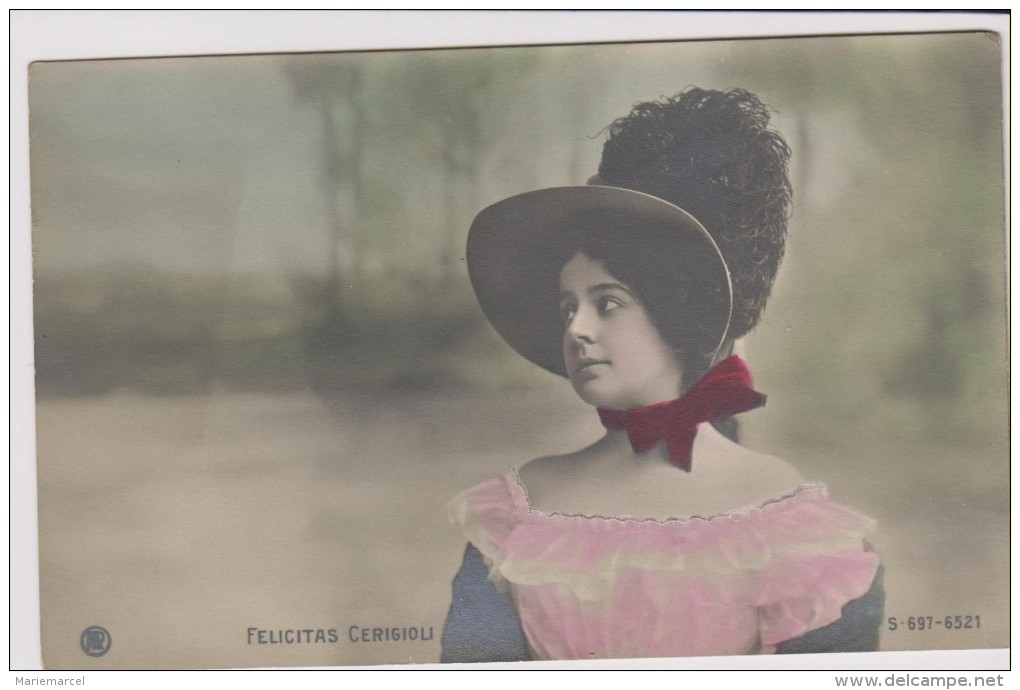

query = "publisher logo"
(80, 626), (111, 657)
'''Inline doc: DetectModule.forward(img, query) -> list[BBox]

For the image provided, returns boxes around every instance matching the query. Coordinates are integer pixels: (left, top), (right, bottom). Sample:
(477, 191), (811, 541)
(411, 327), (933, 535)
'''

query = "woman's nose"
(566, 305), (597, 343)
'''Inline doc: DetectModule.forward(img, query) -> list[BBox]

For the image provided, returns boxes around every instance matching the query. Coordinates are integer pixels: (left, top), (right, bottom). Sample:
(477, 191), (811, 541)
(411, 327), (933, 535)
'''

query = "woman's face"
(559, 251), (684, 409)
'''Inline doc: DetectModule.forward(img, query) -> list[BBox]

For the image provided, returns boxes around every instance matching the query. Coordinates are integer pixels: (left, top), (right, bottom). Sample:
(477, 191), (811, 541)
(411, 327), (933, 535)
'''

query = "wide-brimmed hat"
(466, 184), (733, 377)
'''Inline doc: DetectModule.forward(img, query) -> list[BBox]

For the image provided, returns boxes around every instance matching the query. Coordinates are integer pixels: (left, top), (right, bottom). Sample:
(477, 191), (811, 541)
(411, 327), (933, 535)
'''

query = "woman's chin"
(572, 378), (683, 410)
(571, 379), (626, 410)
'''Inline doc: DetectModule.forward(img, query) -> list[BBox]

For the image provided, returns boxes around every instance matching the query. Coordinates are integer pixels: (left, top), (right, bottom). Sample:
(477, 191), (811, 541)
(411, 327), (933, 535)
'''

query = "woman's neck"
(594, 421), (740, 470)
(591, 426), (668, 468)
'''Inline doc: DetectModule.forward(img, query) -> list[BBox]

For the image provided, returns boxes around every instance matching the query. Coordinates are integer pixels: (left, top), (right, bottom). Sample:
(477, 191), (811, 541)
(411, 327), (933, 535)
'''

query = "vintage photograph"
(21, 16), (1007, 669)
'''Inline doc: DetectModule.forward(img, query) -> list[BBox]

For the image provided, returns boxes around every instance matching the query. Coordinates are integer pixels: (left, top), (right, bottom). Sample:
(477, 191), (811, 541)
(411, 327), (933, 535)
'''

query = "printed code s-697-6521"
(886, 615), (981, 631)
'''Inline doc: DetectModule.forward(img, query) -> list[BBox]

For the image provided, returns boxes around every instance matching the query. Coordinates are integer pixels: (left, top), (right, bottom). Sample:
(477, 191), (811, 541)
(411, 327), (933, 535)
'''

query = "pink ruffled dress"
(448, 470), (880, 660)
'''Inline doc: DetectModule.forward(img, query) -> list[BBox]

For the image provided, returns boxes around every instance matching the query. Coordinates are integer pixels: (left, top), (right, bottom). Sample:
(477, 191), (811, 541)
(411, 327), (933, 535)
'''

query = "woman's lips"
(575, 359), (610, 375)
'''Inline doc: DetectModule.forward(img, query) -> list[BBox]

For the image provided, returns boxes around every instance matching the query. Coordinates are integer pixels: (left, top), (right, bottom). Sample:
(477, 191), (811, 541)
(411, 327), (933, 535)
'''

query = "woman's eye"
(598, 297), (622, 314)
(560, 305), (576, 323)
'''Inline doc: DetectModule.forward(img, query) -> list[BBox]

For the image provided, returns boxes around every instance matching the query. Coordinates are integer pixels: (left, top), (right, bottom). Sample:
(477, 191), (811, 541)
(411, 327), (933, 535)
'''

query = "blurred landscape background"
(30, 32), (1007, 668)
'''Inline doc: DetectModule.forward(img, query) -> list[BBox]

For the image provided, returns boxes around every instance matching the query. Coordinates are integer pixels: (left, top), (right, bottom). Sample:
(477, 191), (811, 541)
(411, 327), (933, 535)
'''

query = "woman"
(441, 88), (883, 662)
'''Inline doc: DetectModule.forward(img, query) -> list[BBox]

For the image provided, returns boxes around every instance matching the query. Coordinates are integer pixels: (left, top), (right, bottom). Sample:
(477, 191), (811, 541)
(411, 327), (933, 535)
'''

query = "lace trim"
(508, 467), (825, 526)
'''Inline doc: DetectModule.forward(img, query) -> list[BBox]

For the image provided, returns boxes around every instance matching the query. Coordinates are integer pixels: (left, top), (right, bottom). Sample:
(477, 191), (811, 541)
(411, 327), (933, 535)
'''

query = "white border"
(9, 10), (1011, 672)
(8, 10), (1011, 59)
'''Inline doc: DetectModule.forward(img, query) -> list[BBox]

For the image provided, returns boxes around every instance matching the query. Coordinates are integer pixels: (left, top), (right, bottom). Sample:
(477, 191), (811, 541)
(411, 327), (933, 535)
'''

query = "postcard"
(14, 12), (1009, 670)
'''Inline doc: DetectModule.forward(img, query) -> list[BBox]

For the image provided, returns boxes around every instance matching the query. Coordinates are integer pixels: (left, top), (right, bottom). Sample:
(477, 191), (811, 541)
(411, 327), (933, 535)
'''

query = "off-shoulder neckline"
(507, 468), (826, 526)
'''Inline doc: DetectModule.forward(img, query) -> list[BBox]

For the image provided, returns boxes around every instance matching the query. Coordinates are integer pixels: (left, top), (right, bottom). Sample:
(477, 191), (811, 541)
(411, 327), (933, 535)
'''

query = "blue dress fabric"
(441, 544), (531, 663)
(441, 543), (885, 663)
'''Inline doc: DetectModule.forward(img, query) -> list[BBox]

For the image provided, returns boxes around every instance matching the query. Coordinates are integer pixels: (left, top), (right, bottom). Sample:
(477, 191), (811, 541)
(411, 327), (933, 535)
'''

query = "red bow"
(596, 355), (766, 472)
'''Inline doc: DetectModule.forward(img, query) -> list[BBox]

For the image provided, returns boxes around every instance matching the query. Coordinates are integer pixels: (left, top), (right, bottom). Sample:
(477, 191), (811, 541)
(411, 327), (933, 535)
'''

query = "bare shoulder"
(740, 448), (805, 492)
(517, 451), (585, 488)
(516, 448), (595, 508)
(700, 429), (805, 500)
(726, 445), (805, 499)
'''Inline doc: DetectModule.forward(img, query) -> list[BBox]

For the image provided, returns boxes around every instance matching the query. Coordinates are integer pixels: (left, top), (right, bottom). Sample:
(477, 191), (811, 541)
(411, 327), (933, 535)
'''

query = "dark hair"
(597, 87), (792, 341)
(548, 210), (726, 383)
